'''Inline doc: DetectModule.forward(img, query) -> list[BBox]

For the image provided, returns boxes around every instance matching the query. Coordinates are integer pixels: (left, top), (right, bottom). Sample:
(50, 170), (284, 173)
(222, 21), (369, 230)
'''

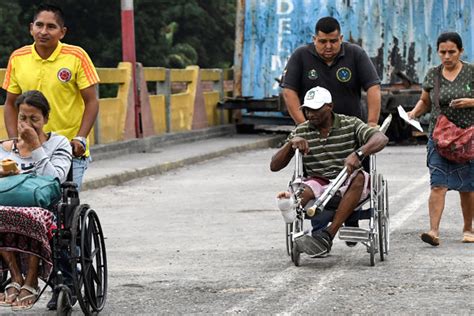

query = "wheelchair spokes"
(81, 209), (107, 312)
(70, 205), (108, 315)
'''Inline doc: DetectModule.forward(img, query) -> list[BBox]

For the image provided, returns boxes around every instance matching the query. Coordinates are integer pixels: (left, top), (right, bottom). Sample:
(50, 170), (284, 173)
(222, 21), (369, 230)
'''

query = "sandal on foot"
(11, 285), (39, 311)
(462, 232), (474, 243)
(0, 282), (21, 307)
(421, 232), (440, 246)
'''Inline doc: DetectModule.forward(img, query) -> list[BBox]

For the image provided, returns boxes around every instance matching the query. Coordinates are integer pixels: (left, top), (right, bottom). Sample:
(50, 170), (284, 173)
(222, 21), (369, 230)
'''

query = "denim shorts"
(427, 138), (473, 192)
(72, 156), (92, 191)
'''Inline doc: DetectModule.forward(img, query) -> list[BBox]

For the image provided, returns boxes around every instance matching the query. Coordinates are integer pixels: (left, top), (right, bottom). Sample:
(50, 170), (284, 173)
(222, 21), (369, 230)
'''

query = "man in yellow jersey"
(2, 3), (99, 191)
(1, 4), (99, 310)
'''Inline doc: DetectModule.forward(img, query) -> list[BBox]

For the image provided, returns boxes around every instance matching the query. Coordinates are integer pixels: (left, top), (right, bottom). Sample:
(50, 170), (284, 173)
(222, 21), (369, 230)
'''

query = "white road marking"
(388, 173), (430, 230)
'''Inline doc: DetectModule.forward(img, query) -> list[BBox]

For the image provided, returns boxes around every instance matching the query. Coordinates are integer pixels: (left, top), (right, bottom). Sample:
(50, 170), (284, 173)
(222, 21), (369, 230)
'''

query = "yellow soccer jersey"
(2, 41), (99, 156)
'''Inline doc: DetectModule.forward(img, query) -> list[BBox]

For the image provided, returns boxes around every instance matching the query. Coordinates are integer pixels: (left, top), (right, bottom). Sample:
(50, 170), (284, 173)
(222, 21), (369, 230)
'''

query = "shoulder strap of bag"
(433, 65), (442, 112)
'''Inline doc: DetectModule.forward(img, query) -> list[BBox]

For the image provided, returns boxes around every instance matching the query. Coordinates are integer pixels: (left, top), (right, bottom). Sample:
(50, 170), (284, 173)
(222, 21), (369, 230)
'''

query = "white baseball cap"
(301, 86), (332, 110)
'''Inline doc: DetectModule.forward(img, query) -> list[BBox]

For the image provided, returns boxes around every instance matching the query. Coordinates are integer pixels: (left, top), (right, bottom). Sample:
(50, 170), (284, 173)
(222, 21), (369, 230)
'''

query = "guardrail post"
(94, 85), (101, 144)
(136, 63), (155, 136)
(213, 69), (225, 125)
(190, 66), (208, 130)
(156, 69), (171, 132)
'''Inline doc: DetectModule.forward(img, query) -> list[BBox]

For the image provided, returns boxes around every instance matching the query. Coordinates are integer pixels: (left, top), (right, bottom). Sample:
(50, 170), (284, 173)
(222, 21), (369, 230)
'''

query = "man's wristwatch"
(72, 136), (87, 148)
(355, 149), (364, 161)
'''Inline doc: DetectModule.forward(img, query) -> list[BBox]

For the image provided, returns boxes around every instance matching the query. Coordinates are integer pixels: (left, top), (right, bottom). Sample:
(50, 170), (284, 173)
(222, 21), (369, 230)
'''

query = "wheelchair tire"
(369, 233), (376, 267)
(81, 209), (108, 313)
(71, 205), (108, 315)
(290, 218), (303, 266)
(56, 288), (72, 316)
(71, 205), (91, 314)
(369, 208), (377, 267)
(286, 223), (293, 257)
(291, 243), (300, 266)
(378, 216), (385, 261)
(382, 178), (390, 254)
(377, 174), (385, 261)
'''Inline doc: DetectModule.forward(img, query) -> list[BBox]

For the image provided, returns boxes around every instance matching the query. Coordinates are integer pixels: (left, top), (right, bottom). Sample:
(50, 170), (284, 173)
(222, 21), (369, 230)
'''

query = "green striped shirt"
(286, 113), (378, 179)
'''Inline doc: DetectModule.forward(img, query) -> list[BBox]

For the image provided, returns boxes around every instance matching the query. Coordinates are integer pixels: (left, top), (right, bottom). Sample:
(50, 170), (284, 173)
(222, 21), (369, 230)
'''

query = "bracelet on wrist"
(72, 136), (87, 148)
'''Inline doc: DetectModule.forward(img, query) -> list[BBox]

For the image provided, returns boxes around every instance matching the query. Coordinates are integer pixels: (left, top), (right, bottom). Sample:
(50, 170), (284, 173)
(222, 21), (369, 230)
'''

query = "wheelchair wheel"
(56, 287), (72, 316)
(286, 223), (293, 256)
(377, 174), (385, 261)
(369, 233), (376, 266)
(291, 243), (300, 266)
(378, 216), (385, 261)
(369, 208), (377, 267)
(290, 217), (303, 266)
(71, 205), (108, 315)
(382, 177), (390, 254)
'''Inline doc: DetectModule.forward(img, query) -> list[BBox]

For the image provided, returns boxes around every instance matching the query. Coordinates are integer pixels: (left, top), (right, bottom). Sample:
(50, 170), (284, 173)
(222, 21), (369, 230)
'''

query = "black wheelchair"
(0, 177), (108, 315)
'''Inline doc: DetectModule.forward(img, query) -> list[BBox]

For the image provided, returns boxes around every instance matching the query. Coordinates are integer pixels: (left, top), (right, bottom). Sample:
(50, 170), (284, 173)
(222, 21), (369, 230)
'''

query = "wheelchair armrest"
(60, 181), (80, 204)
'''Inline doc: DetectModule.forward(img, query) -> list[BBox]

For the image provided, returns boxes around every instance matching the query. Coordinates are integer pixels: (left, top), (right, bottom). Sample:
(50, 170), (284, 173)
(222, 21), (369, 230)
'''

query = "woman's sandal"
(11, 284), (39, 311)
(0, 282), (22, 307)
(463, 232), (474, 243)
(421, 232), (440, 246)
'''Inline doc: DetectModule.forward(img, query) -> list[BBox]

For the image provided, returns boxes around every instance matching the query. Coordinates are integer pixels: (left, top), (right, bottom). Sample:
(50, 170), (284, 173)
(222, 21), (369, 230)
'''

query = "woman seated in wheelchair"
(0, 90), (72, 310)
(270, 86), (388, 257)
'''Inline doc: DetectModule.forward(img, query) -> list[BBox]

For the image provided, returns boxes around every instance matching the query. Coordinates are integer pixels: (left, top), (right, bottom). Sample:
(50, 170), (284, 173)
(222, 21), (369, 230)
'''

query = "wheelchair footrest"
(339, 227), (370, 242)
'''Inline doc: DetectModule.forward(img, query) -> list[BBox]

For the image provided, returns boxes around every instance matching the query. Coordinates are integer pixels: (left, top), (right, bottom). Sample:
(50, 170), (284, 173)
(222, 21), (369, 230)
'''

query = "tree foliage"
(0, 0), (236, 68)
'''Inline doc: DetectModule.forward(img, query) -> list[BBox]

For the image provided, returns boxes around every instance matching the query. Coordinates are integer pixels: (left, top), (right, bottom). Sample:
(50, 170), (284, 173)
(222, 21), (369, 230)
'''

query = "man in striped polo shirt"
(271, 86), (388, 256)
(2, 4), (99, 191)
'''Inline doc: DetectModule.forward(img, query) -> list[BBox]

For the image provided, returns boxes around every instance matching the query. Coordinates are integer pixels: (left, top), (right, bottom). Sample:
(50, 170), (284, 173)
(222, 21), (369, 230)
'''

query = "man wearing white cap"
(270, 86), (388, 256)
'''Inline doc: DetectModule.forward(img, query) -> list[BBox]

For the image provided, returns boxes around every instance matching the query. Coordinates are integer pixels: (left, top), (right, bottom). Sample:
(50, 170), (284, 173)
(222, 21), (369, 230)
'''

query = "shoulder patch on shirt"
(336, 67), (352, 82)
(57, 68), (72, 83)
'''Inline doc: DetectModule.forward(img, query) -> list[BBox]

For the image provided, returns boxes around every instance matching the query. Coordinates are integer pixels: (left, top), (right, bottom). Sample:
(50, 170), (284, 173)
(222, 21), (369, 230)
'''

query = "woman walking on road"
(408, 32), (473, 246)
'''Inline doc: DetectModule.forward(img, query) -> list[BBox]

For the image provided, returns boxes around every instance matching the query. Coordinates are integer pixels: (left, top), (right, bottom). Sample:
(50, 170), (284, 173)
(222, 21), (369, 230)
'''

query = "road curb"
(90, 125), (237, 161)
(82, 134), (285, 191)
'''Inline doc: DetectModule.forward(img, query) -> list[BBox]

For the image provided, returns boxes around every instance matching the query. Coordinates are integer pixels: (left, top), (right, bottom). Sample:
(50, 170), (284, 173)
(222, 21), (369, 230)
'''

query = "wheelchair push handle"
(379, 114), (392, 134)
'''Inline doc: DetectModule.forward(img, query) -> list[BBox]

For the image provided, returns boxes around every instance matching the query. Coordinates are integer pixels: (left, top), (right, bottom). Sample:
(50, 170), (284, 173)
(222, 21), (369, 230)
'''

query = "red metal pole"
(121, 0), (142, 137)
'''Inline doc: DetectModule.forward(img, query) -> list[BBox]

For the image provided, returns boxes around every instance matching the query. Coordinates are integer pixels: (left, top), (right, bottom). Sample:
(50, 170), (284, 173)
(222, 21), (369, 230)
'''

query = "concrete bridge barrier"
(0, 64), (233, 144)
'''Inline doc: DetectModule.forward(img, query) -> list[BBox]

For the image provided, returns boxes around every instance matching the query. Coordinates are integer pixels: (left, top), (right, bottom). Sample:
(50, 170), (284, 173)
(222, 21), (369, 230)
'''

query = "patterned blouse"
(422, 62), (474, 134)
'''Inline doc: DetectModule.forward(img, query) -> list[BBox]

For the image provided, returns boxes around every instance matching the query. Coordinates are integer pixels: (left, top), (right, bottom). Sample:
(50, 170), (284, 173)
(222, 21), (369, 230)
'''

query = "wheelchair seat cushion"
(0, 206), (54, 281)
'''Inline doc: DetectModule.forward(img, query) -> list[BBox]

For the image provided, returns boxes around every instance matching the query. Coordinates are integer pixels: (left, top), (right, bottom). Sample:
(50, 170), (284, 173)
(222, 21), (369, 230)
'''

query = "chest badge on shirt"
(307, 69), (318, 80)
(336, 67), (352, 82)
(57, 68), (72, 83)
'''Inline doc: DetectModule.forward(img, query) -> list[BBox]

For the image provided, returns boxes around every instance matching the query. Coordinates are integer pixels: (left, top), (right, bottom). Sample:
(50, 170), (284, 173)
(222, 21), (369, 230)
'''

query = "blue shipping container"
(239, 0), (474, 99)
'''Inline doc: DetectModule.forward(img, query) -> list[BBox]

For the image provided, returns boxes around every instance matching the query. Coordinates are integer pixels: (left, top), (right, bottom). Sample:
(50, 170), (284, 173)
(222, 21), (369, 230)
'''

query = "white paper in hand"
(397, 105), (423, 132)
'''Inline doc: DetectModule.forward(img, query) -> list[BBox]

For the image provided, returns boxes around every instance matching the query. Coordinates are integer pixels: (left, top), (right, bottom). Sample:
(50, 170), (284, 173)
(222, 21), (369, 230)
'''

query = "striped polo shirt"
(2, 41), (99, 156)
(287, 113), (378, 179)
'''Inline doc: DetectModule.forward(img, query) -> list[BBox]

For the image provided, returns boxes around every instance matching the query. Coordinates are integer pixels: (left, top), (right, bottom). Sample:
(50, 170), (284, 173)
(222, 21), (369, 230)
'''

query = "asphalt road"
(27, 144), (473, 315)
